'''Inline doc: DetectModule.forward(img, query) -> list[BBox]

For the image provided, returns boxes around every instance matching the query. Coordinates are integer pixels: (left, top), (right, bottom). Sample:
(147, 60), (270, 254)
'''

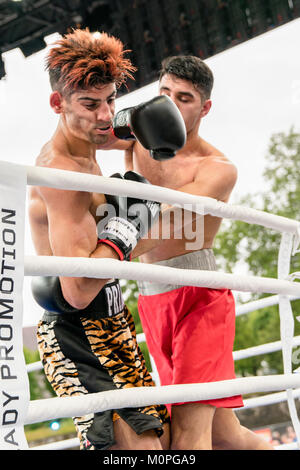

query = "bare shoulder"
(34, 144), (86, 206)
(199, 155), (237, 184)
(193, 154), (238, 201)
(193, 137), (237, 182)
(202, 154), (237, 176)
(35, 141), (81, 172)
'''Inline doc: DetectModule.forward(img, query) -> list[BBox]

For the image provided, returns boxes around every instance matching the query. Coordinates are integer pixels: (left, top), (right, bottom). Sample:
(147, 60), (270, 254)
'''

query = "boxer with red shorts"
(121, 55), (274, 450)
(137, 250), (244, 413)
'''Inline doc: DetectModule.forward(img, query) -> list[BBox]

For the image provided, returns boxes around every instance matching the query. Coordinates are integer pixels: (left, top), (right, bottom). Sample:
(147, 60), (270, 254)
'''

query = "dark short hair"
(159, 55), (214, 101)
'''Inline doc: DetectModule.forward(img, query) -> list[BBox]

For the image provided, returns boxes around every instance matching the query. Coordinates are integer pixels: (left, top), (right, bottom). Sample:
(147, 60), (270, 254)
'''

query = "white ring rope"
(242, 388), (300, 410)
(21, 162), (300, 250)
(24, 374), (300, 425)
(1, 161), (298, 449)
(28, 387), (300, 451)
(26, 385), (300, 450)
(236, 294), (300, 316)
(25, 256), (300, 296)
(232, 335), (300, 361)
(0, 159), (295, 251)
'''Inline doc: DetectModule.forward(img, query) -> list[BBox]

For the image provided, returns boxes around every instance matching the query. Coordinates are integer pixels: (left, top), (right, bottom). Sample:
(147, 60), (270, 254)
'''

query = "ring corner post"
(0, 161), (30, 450)
(278, 231), (300, 445)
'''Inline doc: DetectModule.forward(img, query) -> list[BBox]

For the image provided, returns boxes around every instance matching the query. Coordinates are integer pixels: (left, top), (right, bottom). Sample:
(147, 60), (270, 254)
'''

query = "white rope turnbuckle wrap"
(277, 233), (300, 444)
(0, 160), (300, 450)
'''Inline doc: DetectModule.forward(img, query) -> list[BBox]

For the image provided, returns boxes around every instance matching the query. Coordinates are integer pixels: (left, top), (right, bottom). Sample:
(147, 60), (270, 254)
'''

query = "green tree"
(24, 347), (57, 432)
(122, 128), (300, 378)
(214, 127), (300, 376)
(23, 347), (55, 401)
(120, 271), (152, 370)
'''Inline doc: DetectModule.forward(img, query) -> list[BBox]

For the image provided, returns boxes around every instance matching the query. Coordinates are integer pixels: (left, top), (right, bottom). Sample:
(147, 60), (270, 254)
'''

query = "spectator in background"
(271, 430), (282, 446)
(286, 426), (297, 442)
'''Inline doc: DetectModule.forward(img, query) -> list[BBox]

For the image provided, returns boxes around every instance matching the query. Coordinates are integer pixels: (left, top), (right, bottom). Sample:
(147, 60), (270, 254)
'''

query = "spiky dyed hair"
(46, 28), (136, 94)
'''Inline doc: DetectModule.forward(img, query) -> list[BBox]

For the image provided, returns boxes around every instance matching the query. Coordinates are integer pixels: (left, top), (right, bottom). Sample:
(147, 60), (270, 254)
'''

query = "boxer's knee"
(170, 402), (215, 450)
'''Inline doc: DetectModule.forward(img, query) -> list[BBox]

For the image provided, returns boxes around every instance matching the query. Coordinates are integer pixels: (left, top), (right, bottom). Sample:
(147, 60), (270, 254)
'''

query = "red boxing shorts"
(138, 284), (244, 410)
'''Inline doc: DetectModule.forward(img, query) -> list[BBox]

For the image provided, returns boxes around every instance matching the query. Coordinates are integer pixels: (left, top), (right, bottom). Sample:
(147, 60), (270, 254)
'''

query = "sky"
(0, 18), (299, 327)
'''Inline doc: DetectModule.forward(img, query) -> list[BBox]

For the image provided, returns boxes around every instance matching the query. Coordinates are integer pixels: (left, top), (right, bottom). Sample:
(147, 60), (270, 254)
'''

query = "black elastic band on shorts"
(43, 279), (124, 321)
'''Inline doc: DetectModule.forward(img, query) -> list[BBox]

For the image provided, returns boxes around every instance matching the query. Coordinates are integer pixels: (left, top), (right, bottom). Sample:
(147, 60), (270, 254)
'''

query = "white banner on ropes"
(0, 161), (29, 450)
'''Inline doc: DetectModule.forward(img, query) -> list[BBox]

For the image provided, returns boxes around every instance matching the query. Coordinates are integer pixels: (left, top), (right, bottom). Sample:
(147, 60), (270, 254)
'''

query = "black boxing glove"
(97, 171), (160, 260)
(31, 276), (77, 314)
(113, 95), (186, 161)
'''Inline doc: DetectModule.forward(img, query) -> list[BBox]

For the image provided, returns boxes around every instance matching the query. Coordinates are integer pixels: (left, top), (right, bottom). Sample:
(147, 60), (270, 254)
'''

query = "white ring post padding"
(25, 374), (300, 425)
(277, 232), (300, 443)
(24, 256), (300, 296)
(22, 163), (300, 237)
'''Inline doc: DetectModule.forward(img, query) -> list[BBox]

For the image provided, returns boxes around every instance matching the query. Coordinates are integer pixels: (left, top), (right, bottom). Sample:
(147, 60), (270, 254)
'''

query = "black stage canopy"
(0, 0), (299, 94)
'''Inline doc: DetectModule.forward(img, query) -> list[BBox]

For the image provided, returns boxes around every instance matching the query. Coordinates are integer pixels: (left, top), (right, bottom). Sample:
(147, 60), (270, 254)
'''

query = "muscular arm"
(39, 184), (119, 310)
(176, 157), (237, 200)
(131, 158), (238, 258)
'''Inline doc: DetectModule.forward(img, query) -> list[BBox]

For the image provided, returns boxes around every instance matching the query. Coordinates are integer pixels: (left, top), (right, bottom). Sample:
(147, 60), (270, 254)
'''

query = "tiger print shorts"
(36, 280), (169, 450)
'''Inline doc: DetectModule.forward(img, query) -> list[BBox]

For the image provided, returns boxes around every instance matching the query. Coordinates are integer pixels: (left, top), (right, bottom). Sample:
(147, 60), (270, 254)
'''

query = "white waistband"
(138, 249), (217, 296)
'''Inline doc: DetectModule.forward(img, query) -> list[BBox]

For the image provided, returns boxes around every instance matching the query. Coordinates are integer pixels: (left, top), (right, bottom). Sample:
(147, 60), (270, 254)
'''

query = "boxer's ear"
(50, 91), (63, 114)
(200, 99), (212, 118)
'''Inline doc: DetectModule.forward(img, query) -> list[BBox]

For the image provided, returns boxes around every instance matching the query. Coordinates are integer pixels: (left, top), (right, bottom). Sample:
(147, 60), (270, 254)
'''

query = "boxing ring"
(0, 160), (300, 450)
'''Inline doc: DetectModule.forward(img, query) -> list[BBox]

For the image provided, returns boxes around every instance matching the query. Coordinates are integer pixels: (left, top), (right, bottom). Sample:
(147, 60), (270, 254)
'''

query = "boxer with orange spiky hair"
(43, 29), (136, 148)
(29, 29), (171, 450)
(46, 28), (135, 94)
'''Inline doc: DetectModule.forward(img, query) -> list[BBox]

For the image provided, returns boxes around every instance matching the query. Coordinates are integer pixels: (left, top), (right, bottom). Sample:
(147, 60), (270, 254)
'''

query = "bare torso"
(128, 137), (236, 263)
(28, 140), (106, 257)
